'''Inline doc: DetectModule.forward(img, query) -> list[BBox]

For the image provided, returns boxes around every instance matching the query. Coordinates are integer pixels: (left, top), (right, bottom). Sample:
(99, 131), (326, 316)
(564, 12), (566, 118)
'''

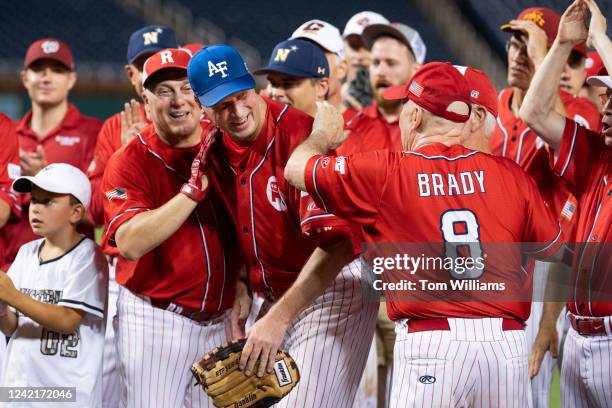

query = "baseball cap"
(362, 23), (427, 64)
(24, 38), (74, 70)
(585, 51), (604, 80)
(142, 48), (192, 88)
(181, 43), (205, 56)
(500, 7), (586, 55)
(254, 39), (329, 78)
(454, 65), (498, 117)
(586, 67), (611, 89)
(291, 19), (345, 58)
(384, 62), (471, 123)
(343, 11), (389, 38)
(127, 26), (179, 64)
(187, 44), (256, 108)
(13, 163), (91, 208)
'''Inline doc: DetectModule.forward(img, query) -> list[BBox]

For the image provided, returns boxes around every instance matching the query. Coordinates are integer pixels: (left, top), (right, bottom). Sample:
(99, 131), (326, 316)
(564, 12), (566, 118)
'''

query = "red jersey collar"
(16, 103), (82, 138)
(363, 102), (399, 124)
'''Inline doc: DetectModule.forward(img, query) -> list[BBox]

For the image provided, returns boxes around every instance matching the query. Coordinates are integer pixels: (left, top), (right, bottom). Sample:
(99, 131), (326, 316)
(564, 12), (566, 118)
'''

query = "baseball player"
(0, 163), (107, 408)
(1, 38), (101, 272)
(284, 62), (567, 407)
(188, 45), (378, 408)
(339, 21), (426, 155)
(492, 8), (603, 405)
(290, 19), (348, 112)
(0, 115), (21, 265)
(254, 38), (330, 117)
(520, 1), (611, 407)
(86, 25), (178, 408)
(102, 48), (239, 408)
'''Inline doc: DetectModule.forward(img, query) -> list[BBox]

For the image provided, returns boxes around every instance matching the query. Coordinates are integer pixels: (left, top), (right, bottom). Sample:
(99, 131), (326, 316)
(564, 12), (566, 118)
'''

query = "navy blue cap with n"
(254, 39), (329, 78)
(126, 26), (179, 64)
(187, 44), (256, 108)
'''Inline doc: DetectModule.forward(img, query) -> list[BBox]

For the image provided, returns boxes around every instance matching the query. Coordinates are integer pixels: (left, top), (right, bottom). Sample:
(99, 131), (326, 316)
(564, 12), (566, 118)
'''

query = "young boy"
(0, 163), (107, 407)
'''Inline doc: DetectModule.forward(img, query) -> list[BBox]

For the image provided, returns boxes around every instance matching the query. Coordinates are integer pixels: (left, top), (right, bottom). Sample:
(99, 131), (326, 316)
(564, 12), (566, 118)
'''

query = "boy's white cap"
(12, 163), (91, 208)
(291, 19), (345, 59)
(343, 11), (389, 38)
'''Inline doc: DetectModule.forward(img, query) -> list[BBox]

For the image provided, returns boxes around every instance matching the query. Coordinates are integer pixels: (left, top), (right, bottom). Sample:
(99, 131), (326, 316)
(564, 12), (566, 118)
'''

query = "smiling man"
(101, 48), (239, 407)
(1, 39), (101, 272)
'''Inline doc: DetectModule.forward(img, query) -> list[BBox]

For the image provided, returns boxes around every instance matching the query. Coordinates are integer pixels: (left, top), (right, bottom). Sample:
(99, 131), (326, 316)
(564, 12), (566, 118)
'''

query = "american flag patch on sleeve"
(105, 188), (127, 201)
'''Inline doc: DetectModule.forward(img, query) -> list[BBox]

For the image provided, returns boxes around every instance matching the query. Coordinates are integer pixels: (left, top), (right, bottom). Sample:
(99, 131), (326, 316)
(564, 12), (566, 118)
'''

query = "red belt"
(568, 314), (609, 336)
(149, 298), (224, 324)
(408, 318), (525, 333)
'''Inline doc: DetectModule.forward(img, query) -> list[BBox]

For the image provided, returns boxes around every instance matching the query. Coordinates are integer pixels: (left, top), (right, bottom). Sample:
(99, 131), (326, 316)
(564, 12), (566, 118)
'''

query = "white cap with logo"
(12, 163), (92, 208)
(343, 11), (389, 38)
(291, 19), (345, 59)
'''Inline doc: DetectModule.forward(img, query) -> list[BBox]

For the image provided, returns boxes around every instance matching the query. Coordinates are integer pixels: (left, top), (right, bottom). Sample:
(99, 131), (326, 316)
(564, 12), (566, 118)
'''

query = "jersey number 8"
(440, 209), (484, 280)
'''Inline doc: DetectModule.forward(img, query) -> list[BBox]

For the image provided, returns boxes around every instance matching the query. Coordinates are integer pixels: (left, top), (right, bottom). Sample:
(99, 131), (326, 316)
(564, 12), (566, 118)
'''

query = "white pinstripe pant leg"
(274, 260), (378, 408)
(561, 327), (612, 408)
(115, 286), (228, 408)
(102, 258), (120, 408)
(390, 318), (531, 408)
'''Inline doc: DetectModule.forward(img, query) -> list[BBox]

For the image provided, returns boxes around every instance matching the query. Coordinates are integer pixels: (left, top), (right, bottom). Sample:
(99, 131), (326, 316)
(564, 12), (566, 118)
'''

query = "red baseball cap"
(142, 48), (192, 88)
(585, 51), (604, 79)
(454, 65), (498, 117)
(384, 62), (471, 123)
(24, 38), (74, 70)
(500, 7), (586, 55)
(181, 43), (205, 57)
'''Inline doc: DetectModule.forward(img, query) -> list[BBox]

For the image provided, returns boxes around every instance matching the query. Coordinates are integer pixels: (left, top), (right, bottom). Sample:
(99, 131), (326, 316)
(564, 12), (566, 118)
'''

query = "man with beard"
(338, 22), (425, 155)
(254, 38), (330, 117)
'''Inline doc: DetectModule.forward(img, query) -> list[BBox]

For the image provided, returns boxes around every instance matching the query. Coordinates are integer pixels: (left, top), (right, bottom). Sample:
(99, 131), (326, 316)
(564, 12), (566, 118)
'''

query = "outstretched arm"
(585, 0), (612, 74)
(520, 0), (589, 151)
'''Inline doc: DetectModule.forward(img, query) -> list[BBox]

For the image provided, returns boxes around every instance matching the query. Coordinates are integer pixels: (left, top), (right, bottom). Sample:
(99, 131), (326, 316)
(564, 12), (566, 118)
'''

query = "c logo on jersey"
(266, 176), (287, 212)
(418, 375), (436, 384)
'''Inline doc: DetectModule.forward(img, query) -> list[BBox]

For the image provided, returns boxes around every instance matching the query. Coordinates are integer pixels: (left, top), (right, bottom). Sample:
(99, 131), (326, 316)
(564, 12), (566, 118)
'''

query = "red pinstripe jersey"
(490, 88), (601, 240)
(551, 119), (612, 317)
(208, 97), (356, 298)
(0, 113), (21, 268)
(101, 123), (238, 312)
(337, 102), (402, 155)
(304, 143), (563, 321)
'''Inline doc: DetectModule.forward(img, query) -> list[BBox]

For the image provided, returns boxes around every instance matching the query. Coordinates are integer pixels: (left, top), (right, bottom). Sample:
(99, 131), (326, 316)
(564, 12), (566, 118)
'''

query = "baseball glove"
(191, 339), (300, 408)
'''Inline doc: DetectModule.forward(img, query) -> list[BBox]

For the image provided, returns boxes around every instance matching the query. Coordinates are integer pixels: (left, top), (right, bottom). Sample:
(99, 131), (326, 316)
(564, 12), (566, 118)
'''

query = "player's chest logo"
(55, 135), (81, 147)
(266, 176), (287, 212)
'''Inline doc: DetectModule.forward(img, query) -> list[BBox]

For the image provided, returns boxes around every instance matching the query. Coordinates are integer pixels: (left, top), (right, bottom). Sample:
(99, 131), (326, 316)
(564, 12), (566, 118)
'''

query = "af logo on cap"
(274, 46), (298, 63)
(208, 60), (229, 78)
(41, 40), (60, 54)
(143, 27), (164, 46)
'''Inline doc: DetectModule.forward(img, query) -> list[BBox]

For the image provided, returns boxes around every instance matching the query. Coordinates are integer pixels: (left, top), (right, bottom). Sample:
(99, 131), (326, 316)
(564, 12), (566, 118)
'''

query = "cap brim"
(587, 75), (612, 88)
(197, 73), (256, 107)
(143, 65), (188, 88)
(12, 177), (35, 193)
(500, 23), (512, 32)
(362, 24), (408, 50)
(253, 64), (315, 78)
(383, 84), (408, 100)
(25, 56), (73, 71)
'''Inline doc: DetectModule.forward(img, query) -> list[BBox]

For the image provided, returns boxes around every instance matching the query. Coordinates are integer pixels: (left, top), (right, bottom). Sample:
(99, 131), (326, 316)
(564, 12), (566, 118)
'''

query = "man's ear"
(317, 78), (330, 101)
(412, 104), (423, 131)
(470, 105), (487, 133)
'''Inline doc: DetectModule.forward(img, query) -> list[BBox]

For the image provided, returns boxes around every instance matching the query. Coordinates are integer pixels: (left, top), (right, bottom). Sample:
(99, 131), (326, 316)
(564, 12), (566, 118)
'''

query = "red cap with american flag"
(383, 62), (472, 123)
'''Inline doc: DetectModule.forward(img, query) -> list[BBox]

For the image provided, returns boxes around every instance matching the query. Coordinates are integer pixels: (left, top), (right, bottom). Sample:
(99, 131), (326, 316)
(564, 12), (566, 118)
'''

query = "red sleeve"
(298, 190), (355, 249)
(0, 115), (21, 218)
(101, 148), (154, 247)
(88, 115), (121, 226)
(303, 151), (394, 226)
(549, 118), (604, 196)
(565, 96), (602, 132)
(519, 169), (564, 260)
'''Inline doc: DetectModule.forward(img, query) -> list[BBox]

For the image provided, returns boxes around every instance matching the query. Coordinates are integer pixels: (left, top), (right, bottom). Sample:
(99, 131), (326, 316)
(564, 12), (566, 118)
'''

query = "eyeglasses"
(505, 40), (528, 56)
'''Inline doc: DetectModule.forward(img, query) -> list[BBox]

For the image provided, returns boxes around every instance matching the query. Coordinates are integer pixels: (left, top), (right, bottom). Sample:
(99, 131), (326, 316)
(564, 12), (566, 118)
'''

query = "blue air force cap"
(187, 44), (256, 108)
(126, 26), (179, 64)
(254, 39), (329, 78)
